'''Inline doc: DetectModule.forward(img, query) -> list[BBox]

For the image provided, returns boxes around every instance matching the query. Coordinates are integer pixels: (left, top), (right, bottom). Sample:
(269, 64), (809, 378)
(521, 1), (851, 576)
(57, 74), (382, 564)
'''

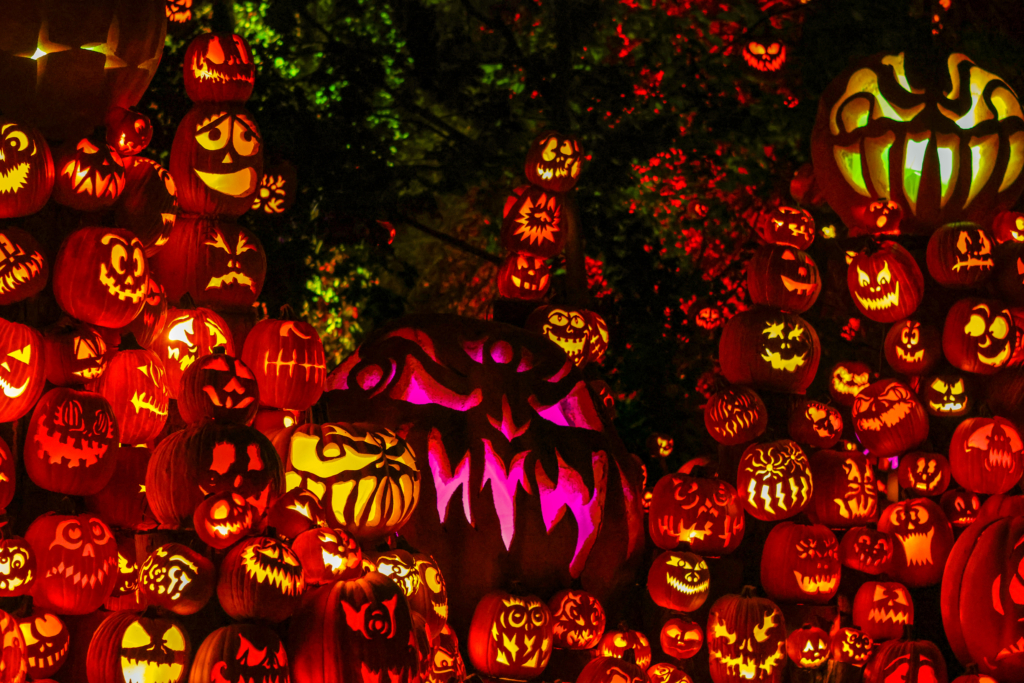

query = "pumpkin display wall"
(718, 307), (821, 393)
(324, 314), (644, 636)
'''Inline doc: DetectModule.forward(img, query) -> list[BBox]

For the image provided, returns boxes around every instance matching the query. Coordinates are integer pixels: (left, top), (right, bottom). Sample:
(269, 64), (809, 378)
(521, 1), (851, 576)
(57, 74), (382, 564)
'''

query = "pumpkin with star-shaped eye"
(993, 210), (1024, 243)
(647, 662), (693, 683)
(661, 617), (703, 660)
(26, 513), (117, 615)
(852, 379), (929, 458)
(115, 157), (177, 256)
(943, 298), (1016, 373)
(787, 624), (830, 669)
(0, 538), (35, 598)
(598, 630), (652, 671)
(577, 657), (648, 683)
(241, 316), (325, 411)
(649, 473), (746, 554)
(139, 543), (215, 615)
(0, 227), (47, 305)
(525, 305), (591, 367)
(707, 587), (787, 683)
(853, 581), (915, 641)
(88, 348), (169, 445)
(24, 387), (119, 496)
(938, 489), (981, 527)
(124, 275), (169, 349)
(52, 227), (148, 329)
(548, 589), (605, 650)
(217, 535), (305, 623)
(0, 318), (45, 424)
(811, 51), (1024, 235)
(524, 130), (583, 192)
(52, 135), (125, 210)
(760, 522), (840, 604)
(860, 199), (903, 235)
(948, 416), (1024, 493)
(807, 450), (878, 528)
(921, 373), (971, 417)
(153, 216), (267, 311)
(885, 320), (942, 375)
(926, 222), (996, 288)
(178, 349), (259, 425)
(761, 206), (814, 249)
(501, 184), (568, 258)
(266, 487), (326, 540)
(898, 452), (951, 495)
(497, 253), (551, 300)
(747, 245), (821, 313)
(719, 308), (821, 394)
(831, 627), (873, 666)
(647, 550), (710, 613)
(105, 106), (152, 157)
(847, 241), (924, 323)
(787, 399), (843, 449)
(86, 611), (190, 683)
(742, 40), (786, 74)
(184, 33), (256, 103)
(878, 498), (954, 587)
(190, 624), (290, 683)
(17, 610), (67, 680)
(192, 491), (255, 549)
(829, 360), (873, 407)
(864, 638), (948, 683)
(469, 590), (554, 679)
(42, 319), (107, 386)
(839, 526), (894, 575)
(292, 526), (362, 585)
(736, 440), (814, 521)
(0, 120), (53, 219)
(171, 103), (263, 217)
(152, 305), (234, 398)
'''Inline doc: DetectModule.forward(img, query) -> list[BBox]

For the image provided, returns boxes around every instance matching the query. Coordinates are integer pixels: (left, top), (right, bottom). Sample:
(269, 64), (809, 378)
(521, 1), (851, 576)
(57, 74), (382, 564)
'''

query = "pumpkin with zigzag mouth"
(648, 550), (710, 613)
(878, 498), (954, 587)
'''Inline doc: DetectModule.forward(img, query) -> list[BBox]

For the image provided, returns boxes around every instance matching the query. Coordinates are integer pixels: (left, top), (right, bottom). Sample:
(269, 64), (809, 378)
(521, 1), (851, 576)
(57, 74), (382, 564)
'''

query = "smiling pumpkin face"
(943, 298), (1015, 374)
(719, 308), (821, 394)
(647, 550), (710, 613)
(885, 320), (942, 375)
(847, 242), (924, 323)
(526, 305), (590, 367)
(524, 131), (583, 192)
(748, 245), (821, 313)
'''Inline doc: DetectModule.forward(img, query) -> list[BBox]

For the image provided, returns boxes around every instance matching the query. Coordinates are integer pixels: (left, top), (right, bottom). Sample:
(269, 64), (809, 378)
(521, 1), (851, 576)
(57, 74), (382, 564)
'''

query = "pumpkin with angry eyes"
(898, 452), (951, 495)
(649, 473), (746, 554)
(0, 120), (53, 219)
(760, 522), (840, 604)
(152, 305), (234, 398)
(840, 526), (894, 575)
(0, 318), (45, 423)
(719, 308), (821, 394)
(829, 360), (872, 407)
(52, 135), (125, 211)
(885, 320), (942, 375)
(661, 617), (703, 660)
(86, 611), (190, 683)
(847, 241), (924, 323)
(786, 624), (830, 669)
(189, 624), (290, 683)
(878, 498), (954, 587)
(292, 527), (362, 585)
(217, 536), (305, 622)
(26, 513), (118, 615)
(647, 550), (710, 612)
(265, 487), (326, 540)
(742, 41), (786, 74)
(736, 440), (813, 521)
(525, 130), (583, 192)
(949, 416), (1024, 493)
(0, 537), (35, 597)
(193, 491), (255, 550)
(943, 298), (1016, 374)
(831, 626), (873, 666)
(114, 157), (177, 256)
(852, 379), (929, 458)
(139, 543), (216, 616)
(747, 245), (821, 313)
(178, 350), (260, 424)
(526, 305), (591, 367)
(938, 489), (981, 527)
(598, 630), (652, 671)
(42, 319), (108, 386)
(853, 580), (914, 641)
(548, 589), (605, 650)
(0, 227), (47, 305)
(787, 399), (843, 449)
(707, 587), (787, 683)
(922, 374), (971, 417)
(926, 222), (996, 288)
(501, 184), (568, 259)
(17, 611), (67, 679)
(863, 638), (948, 683)
(184, 33), (256, 103)
(704, 386), (768, 445)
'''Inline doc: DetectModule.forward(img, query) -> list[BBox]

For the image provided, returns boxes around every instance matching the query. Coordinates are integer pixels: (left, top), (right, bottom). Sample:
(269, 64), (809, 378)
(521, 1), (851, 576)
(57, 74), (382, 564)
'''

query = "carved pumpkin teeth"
(0, 162), (29, 193)
(0, 373), (29, 398)
(792, 571), (839, 594)
(854, 282), (900, 311)
(665, 574), (709, 595)
(895, 528), (935, 566)
(867, 607), (910, 624)
(120, 659), (183, 683)
(997, 636), (1024, 660)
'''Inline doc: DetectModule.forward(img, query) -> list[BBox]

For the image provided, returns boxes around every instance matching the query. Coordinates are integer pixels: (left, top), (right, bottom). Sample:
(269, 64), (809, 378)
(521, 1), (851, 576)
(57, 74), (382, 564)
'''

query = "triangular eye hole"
(206, 357), (230, 372)
(781, 250), (797, 261)
(234, 360), (254, 379)
(8, 345), (30, 364)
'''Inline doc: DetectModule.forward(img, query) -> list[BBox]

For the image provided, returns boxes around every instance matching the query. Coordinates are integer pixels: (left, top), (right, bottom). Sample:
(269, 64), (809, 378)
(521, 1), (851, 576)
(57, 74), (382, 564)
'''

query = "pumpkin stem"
(177, 293), (197, 310)
(278, 304), (298, 321)
(964, 663), (978, 675)
(118, 332), (144, 351)
(740, 585), (759, 598)
(211, 346), (227, 355)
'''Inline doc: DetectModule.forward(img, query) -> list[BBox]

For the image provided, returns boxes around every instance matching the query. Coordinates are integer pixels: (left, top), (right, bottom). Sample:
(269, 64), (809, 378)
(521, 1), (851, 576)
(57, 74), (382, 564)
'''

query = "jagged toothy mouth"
(667, 574), (709, 595)
(535, 164), (575, 181)
(45, 557), (114, 589)
(896, 348), (923, 363)
(99, 264), (146, 304)
(120, 659), (183, 683)
(543, 328), (586, 361)
(761, 350), (807, 371)
(868, 607), (910, 624)
(895, 528), (934, 566)
(792, 571), (838, 594)
(857, 401), (912, 432)
(206, 271), (255, 291)
(0, 254), (45, 295)
(0, 373), (28, 398)
(34, 425), (108, 468)
(855, 283), (900, 312)
(0, 162), (29, 194)
(929, 400), (964, 413)
(997, 636), (1024, 661)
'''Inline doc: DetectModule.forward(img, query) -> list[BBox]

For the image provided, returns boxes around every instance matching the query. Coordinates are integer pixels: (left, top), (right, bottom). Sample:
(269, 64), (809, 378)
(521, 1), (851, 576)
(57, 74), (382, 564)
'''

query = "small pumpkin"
(853, 580), (914, 642)
(42, 319), (108, 386)
(265, 488), (326, 541)
(884, 319), (942, 375)
(52, 135), (125, 211)
(501, 184), (568, 259)
(747, 244), (821, 313)
(839, 526), (894, 575)
(184, 33), (256, 103)
(598, 630), (652, 671)
(851, 379), (929, 458)
(942, 298), (1016, 374)
(786, 624), (830, 669)
(661, 617), (703, 660)
(114, 156), (177, 256)
(787, 399), (842, 449)
(548, 589), (606, 650)
(948, 416), (1024, 493)
(847, 241), (924, 323)
(17, 610), (67, 680)
(831, 626), (873, 666)
(292, 527), (362, 585)
(704, 385), (768, 445)
(926, 222), (995, 288)
(0, 537), (35, 597)
(647, 550), (710, 613)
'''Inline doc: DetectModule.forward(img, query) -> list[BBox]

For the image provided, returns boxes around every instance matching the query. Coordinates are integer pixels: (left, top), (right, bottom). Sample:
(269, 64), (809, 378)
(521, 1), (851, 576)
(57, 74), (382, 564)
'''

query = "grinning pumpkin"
(0, 120), (53, 219)
(926, 222), (996, 288)
(88, 348), (169, 445)
(719, 307), (821, 394)
(922, 373), (971, 417)
(0, 227), (47, 305)
(184, 33), (256, 103)
(25, 513), (117, 615)
(736, 440), (813, 521)
(217, 535), (305, 623)
(897, 451), (951, 495)
(786, 624), (830, 669)
(707, 587), (787, 683)
(852, 378), (929, 458)
(742, 40), (786, 74)
(501, 184), (568, 258)
(524, 130), (583, 192)
(787, 399), (842, 449)
(943, 298), (1016, 374)
(469, 590), (553, 679)
(949, 416), (1024, 493)
(747, 245), (821, 313)
(178, 350), (260, 425)
(86, 611), (189, 683)
(0, 537), (35, 597)
(704, 385), (768, 445)
(649, 473), (745, 554)
(662, 617), (703, 660)
(189, 624), (289, 683)
(760, 522), (840, 604)
(114, 157), (177, 256)
(548, 589), (606, 650)
(193, 491), (255, 549)
(241, 317), (326, 411)
(847, 241), (924, 323)
(0, 318), (45, 424)
(831, 626), (874, 666)
(884, 319), (942, 375)
(292, 527), (362, 585)
(829, 360), (873, 407)
(839, 526), (894, 575)
(17, 610), (66, 679)
(863, 638), (947, 683)
(877, 497), (954, 587)
(853, 580), (914, 641)
(647, 550), (710, 613)
(497, 253), (551, 300)
(938, 489), (981, 527)
(51, 135), (125, 210)
(42, 319), (107, 386)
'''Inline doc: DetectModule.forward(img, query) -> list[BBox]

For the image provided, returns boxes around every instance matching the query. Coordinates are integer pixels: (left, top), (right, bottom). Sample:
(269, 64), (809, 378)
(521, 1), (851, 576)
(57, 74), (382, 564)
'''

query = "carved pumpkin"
(649, 473), (745, 554)
(863, 638), (947, 683)
(939, 489), (981, 527)
(877, 497), (954, 586)
(704, 386), (768, 445)
(138, 543), (215, 616)
(151, 305), (234, 398)
(252, 159), (297, 214)
(646, 433), (674, 459)
(115, 156), (176, 256)
(577, 656), (648, 683)
(501, 184), (568, 258)
(124, 275), (169, 349)
(597, 630), (652, 671)
(926, 222), (995, 288)
(84, 445), (157, 531)
(839, 526), (894, 575)
(760, 522), (840, 604)
(661, 617), (703, 660)
(497, 253), (551, 300)
(862, 199), (904, 235)
(193, 491), (255, 549)
(106, 106), (152, 157)
(412, 553), (448, 640)
(105, 532), (143, 612)
(86, 611), (189, 683)
(189, 624), (289, 683)
(88, 348), (169, 445)
(178, 350), (259, 425)
(787, 399), (842, 449)
(0, 227), (47, 305)
(524, 130), (583, 192)
(831, 626), (873, 666)
(0, 318), (44, 423)
(742, 41), (786, 74)
(748, 245), (821, 313)
(647, 662), (693, 683)
(949, 416), (1024, 493)
(184, 33), (256, 103)
(943, 298), (1016, 373)
(241, 317), (326, 411)
(25, 512), (117, 615)
(525, 305), (593, 367)
(0, 610), (26, 683)
(42, 319), (107, 386)
(852, 379), (929, 458)
(719, 308), (821, 394)
(847, 241), (924, 323)
(897, 451), (951, 495)
(292, 526), (362, 585)
(52, 135), (125, 210)
(787, 624), (830, 669)
(707, 587), (787, 683)
(265, 487), (326, 541)
(17, 611), (66, 679)
(736, 440), (813, 521)
(424, 623), (465, 683)
(993, 210), (1024, 243)
(0, 120), (53, 219)
(758, 207), (816, 250)
(885, 319), (942, 375)
(922, 373), (971, 417)
(853, 580), (914, 641)
(647, 550), (710, 612)
(0, 538), (35, 597)
(217, 535), (305, 622)
(468, 590), (553, 679)
(829, 360), (873, 407)
(0, 437), (13, 513)
(811, 51), (1024, 234)
(548, 589), (605, 650)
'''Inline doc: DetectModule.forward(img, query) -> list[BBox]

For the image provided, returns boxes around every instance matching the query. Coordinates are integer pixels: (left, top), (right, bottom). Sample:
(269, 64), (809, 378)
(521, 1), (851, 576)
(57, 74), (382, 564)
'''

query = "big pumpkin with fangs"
(878, 497), (954, 587)
(884, 319), (942, 375)
(217, 535), (305, 623)
(811, 51), (1024, 234)
(324, 313), (643, 637)
(847, 241), (924, 323)
(852, 378), (929, 458)
(943, 298), (1016, 374)
(524, 130), (583, 192)
(501, 184), (568, 259)
(853, 581), (915, 641)
(760, 522), (840, 604)
(189, 624), (289, 683)
(649, 473), (746, 554)
(184, 33), (256, 103)
(719, 307), (821, 394)
(171, 103), (262, 217)
(26, 513), (117, 615)
(52, 135), (125, 210)
(747, 245), (821, 313)
(115, 157), (177, 256)
(949, 416), (1024, 493)
(647, 550), (710, 612)
(0, 227), (47, 305)
(840, 526), (894, 575)
(0, 120), (52, 219)
(707, 587), (787, 683)
(705, 385), (768, 445)
(86, 611), (189, 683)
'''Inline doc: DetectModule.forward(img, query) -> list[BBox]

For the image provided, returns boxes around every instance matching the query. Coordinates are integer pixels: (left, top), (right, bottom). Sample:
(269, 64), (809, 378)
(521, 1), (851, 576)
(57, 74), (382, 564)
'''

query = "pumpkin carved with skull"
(897, 452), (951, 495)
(0, 227), (47, 305)
(17, 611), (66, 679)
(853, 581), (915, 641)
(140, 543), (216, 616)
(501, 185), (568, 258)
(927, 222), (996, 288)
(736, 440), (814, 521)
(0, 120), (53, 219)
(705, 386), (769, 445)
(217, 536), (305, 623)
(25, 513), (117, 615)
(760, 522), (840, 604)
(878, 498), (954, 587)
(52, 135), (125, 211)
(852, 379), (929, 458)
(943, 298), (1016, 374)
(707, 588), (787, 683)
(86, 611), (190, 683)
(788, 399), (843, 449)
(190, 624), (290, 683)
(53, 228), (148, 329)
(649, 473), (745, 554)
(525, 131), (583, 192)
(184, 33), (256, 103)
(847, 241), (924, 323)
(662, 617), (703, 660)
(885, 320), (942, 376)
(839, 526), (894, 575)
(647, 550), (710, 612)
(719, 308), (821, 394)
(548, 589), (606, 650)
(949, 416), (1024, 493)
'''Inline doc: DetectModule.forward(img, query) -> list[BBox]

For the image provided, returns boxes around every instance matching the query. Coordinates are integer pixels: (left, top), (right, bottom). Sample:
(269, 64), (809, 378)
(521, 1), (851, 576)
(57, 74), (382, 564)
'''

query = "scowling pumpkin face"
(852, 379), (929, 458)
(742, 40), (786, 73)
(525, 131), (583, 192)
(185, 33), (256, 103)
(707, 591), (787, 683)
(853, 581), (913, 641)
(548, 589), (605, 650)
(647, 550), (710, 612)
(923, 374), (970, 416)
(846, 242), (923, 323)
(53, 136), (125, 210)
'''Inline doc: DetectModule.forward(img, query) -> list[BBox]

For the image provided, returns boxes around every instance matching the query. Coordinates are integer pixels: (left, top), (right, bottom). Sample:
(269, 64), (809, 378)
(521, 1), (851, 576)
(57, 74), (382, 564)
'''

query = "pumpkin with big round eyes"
(897, 452), (951, 496)
(0, 120), (53, 220)
(647, 550), (710, 613)
(839, 526), (894, 575)
(847, 241), (924, 323)
(992, 210), (1024, 244)
(0, 227), (47, 305)
(88, 348), (169, 446)
(171, 103), (263, 217)
(526, 305), (592, 367)
(17, 610), (67, 679)
(760, 522), (840, 604)
(193, 491), (255, 550)
(151, 306), (234, 399)
(86, 611), (190, 683)
(943, 298), (1016, 374)
(878, 497), (954, 587)
(742, 40), (786, 74)
(787, 399), (842, 449)
(217, 536), (305, 623)
(501, 184), (568, 259)
(525, 130), (583, 192)
(885, 319), (942, 375)
(747, 245), (821, 313)
(938, 489), (981, 527)
(860, 199), (903, 235)
(52, 135), (125, 211)
(548, 589), (606, 650)
(853, 580), (914, 641)
(178, 350), (259, 424)
(707, 587), (787, 683)
(42, 319), (108, 386)
(852, 378), (929, 458)
(949, 416), (1024, 493)
(468, 590), (554, 679)
(830, 626), (873, 666)
(926, 222), (996, 288)
(829, 360), (873, 407)
(25, 513), (118, 615)
(184, 33), (256, 103)
(661, 616), (703, 660)
(786, 624), (830, 669)
(922, 373), (971, 417)
(719, 308), (821, 394)
(115, 157), (177, 257)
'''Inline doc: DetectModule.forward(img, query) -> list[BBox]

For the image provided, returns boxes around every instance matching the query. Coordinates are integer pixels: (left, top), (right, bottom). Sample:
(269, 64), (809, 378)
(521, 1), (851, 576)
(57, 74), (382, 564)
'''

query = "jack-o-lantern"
(501, 184), (568, 258)
(649, 473), (745, 554)
(497, 253), (551, 300)
(707, 588), (786, 683)
(736, 440), (813, 521)
(548, 589), (605, 650)
(811, 51), (1024, 234)
(147, 421), (284, 528)
(885, 320), (942, 375)
(115, 156), (177, 256)
(863, 638), (948, 683)
(788, 399), (843, 449)
(877, 498), (954, 586)
(153, 216), (267, 311)
(468, 590), (553, 680)
(52, 227), (148, 329)
(898, 452), (951, 495)
(0, 120), (53, 219)
(696, 306), (723, 329)
(42, 319), (107, 386)
(0, 227), (47, 305)
(178, 350), (259, 425)
(787, 624), (830, 669)
(0, 538), (35, 597)
(993, 241), (1024, 305)
(289, 572), (419, 683)
(139, 543), (215, 615)
(84, 445), (157, 532)
(662, 617), (703, 660)
(577, 657), (648, 683)
(88, 348), (169, 445)
(748, 245), (821, 313)
(274, 422), (421, 541)
(524, 131), (583, 192)
(808, 450), (879, 526)
(719, 308), (821, 394)
(943, 298), (1016, 373)
(526, 305), (591, 367)
(938, 489), (980, 527)
(86, 611), (190, 683)
(847, 241), (924, 323)
(647, 433), (674, 459)
(190, 624), (289, 683)
(840, 526), (894, 575)
(17, 611), (67, 679)
(829, 360), (873, 407)
(106, 532), (143, 612)
(425, 623), (465, 683)
(742, 41), (786, 74)
(852, 379), (929, 458)
(760, 522), (840, 604)
(831, 626), (873, 666)
(52, 135), (125, 210)
(0, 318), (45, 423)
(0, 438), (12, 513)
(251, 159), (297, 214)
(106, 106), (153, 157)
(292, 527), (362, 585)
(949, 416), (1024, 493)
(993, 210), (1024, 243)
(265, 487), (326, 540)
(922, 374), (971, 417)
(647, 550), (710, 612)
(861, 199), (904, 235)
(25, 513), (117, 615)
(704, 386), (768, 445)
(241, 317), (325, 411)
(217, 536), (305, 623)
(171, 103), (263, 217)
(853, 580), (914, 641)
(0, 610), (26, 683)
(25, 387), (118, 496)
(184, 33), (256, 103)
(412, 554), (448, 640)
(647, 662), (693, 683)
(125, 276), (169, 349)
(761, 206), (814, 249)
(926, 222), (995, 288)
(193, 491), (255, 549)
(152, 305), (234, 399)
(598, 630), (652, 670)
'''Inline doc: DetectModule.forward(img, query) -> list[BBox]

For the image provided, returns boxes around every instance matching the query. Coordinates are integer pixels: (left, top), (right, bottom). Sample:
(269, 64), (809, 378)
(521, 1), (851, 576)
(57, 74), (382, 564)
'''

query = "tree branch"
(397, 216), (502, 264)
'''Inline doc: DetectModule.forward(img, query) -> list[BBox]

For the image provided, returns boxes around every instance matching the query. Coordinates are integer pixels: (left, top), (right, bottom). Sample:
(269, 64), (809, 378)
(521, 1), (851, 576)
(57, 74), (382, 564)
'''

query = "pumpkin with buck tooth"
(497, 253), (551, 300)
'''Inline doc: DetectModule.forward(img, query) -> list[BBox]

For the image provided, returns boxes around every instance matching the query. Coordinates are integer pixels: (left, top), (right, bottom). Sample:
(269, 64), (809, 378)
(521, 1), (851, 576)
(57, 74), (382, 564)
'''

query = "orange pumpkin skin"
(576, 656), (648, 683)
(217, 536), (305, 623)
(661, 616), (703, 660)
(786, 624), (830, 668)
(719, 308), (820, 394)
(548, 589), (606, 650)
(178, 351), (260, 425)
(524, 130), (583, 193)
(597, 630), (652, 670)
(853, 581), (914, 641)
(897, 451), (951, 496)
(761, 206), (814, 249)
(704, 385), (768, 446)
(760, 522), (840, 605)
(807, 450), (878, 527)
(500, 184), (568, 258)
(877, 498), (954, 587)
(86, 611), (190, 683)
(26, 513), (118, 615)
(139, 543), (216, 615)
(51, 135), (125, 211)
(190, 624), (289, 683)
(106, 106), (153, 157)
(863, 638), (947, 683)
(747, 245), (821, 313)
(647, 550), (709, 613)
(468, 590), (553, 680)
(736, 440), (813, 522)
(184, 33), (256, 103)
(851, 379), (929, 458)
(114, 156), (176, 256)
(0, 609), (27, 683)
(847, 241), (924, 323)
(649, 473), (745, 554)
(151, 306), (234, 399)
(241, 318), (326, 411)
(926, 223), (996, 288)
(88, 348), (169, 445)
(884, 319), (942, 375)
(949, 416), (1024, 493)
(942, 298), (1016, 375)
(17, 609), (66, 679)
(42, 319), (107, 387)
(840, 527), (894, 575)
(787, 399), (842, 449)
(0, 120), (53, 220)
(53, 227), (148, 328)
(84, 445), (157, 531)
(939, 489), (981, 527)
(0, 227), (48, 306)
(707, 589), (787, 683)
(0, 318), (45, 423)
